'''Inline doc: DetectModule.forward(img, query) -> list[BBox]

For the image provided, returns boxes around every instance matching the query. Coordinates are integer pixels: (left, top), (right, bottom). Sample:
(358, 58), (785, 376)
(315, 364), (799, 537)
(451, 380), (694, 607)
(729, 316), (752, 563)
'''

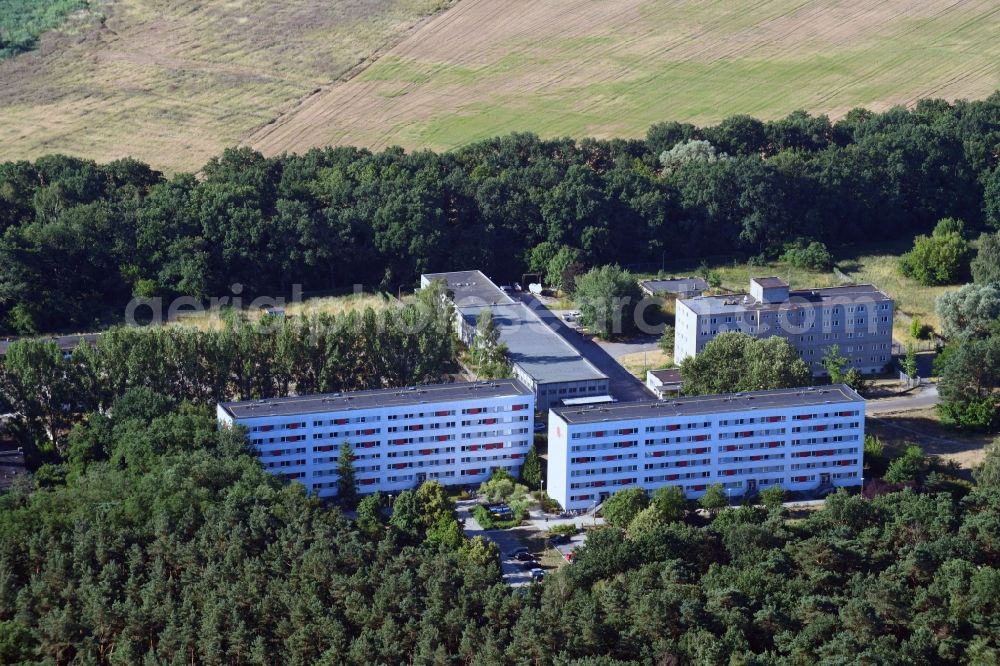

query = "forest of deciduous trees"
(2, 96), (1000, 333)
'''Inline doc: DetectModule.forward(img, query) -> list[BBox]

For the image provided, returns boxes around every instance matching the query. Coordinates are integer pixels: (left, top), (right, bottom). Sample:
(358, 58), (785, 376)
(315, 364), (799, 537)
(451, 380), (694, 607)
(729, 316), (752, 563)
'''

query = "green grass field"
(250, 0), (1000, 156)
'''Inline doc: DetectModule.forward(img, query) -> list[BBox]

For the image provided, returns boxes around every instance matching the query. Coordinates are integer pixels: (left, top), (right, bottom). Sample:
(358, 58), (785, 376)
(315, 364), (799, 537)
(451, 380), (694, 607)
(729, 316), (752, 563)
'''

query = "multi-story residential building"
(421, 270), (610, 410)
(547, 384), (864, 511)
(674, 277), (894, 375)
(217, 379), (535, 498)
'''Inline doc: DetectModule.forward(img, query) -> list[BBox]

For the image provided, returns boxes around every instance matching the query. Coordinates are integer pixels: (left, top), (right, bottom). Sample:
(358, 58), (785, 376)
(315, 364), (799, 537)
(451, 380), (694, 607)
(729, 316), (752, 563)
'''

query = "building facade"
(674, 278), (894, 375)
(547, 385), (864, 511)
(218, 380), (535, 498)
(421, 270), (610, 410)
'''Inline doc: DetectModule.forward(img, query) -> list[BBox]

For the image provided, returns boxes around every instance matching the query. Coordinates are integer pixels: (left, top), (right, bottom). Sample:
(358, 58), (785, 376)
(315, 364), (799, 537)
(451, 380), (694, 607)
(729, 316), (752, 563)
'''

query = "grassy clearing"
(618, 350), (672, 378)
(250, 0), (1000, 156)
(868, 408), (995, 473)
(169, 292), (394, 331)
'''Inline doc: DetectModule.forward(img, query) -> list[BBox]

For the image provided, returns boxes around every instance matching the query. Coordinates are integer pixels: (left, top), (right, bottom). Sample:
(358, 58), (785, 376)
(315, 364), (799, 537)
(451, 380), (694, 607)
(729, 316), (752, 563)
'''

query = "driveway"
(456, 500), (536, 586)
(866, 384), (940, 415)
(517, 294), (656, 403)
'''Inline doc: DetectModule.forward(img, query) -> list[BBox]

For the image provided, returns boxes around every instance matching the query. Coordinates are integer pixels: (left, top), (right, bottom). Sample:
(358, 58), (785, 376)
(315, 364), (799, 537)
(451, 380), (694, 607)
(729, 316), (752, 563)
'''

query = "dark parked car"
(520, 559), (539, 570)
(514, 551), (536, 562)
(530, 568), (545, 581)
(549, 534), (571, 545)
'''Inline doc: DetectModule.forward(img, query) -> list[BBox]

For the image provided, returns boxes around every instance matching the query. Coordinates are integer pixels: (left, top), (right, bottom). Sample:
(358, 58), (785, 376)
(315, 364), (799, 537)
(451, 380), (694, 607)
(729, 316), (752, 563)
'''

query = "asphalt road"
(457, 500), (537, 586)
(517, 294), (656, 403)
(865, 384), (940, 415)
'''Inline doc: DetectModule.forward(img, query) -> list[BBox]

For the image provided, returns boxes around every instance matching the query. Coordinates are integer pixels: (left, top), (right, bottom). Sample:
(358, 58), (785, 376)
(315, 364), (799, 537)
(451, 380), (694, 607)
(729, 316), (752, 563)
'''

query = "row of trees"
(0, 283), (456, 453)
(3, 96), (1000, 333)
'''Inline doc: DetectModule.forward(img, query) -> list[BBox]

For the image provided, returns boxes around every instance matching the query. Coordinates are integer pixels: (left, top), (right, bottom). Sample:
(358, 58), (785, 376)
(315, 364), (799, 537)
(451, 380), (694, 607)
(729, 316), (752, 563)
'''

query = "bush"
(548, 523), (577, 537)
(898, 219), (971, 285)
(472, 504), (521, 530)
(781, 240), (833, 270)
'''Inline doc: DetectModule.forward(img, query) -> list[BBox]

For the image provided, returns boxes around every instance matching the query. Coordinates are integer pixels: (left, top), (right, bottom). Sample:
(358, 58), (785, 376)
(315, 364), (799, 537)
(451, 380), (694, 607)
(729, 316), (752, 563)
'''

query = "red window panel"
(393, 463), (407, 470)
(421, 449), (433, 455)
(793, 476), (808, 482)
(595, 431), (604, 437)
(723, 469), (736, 476)
(814, 425), (827, 432)
(666, 474), (678, 481)
(768, 441), (781, 448)
(651, 451), (665, 458)
(694, 435), (708, 441)
(795, 414), (814, 421)
(393, 438), (407, 445)
(676, 460), (688, 468)
(261, 425), (273, 432)
(838, 459), (853, 466)
(725, 445), (738, 452)
(695, 448), (708, 454)
(604, 455), (616, 461)
(411, 424), (423, 431)
(483, 418), (497, 425)
(512, 404), (526, 411)
(437, 435), (449, 442)
(362, 441), (377, 448)
(468, 408), (482, 415)
(334, 418), (348, 425)
(667, 424), (680, 431)
(468, 445), (480, 452)
(693, 484), (706, 492)
(288, 423), (299, 430)
(741, 431), (753, 438)
(436, 410), (449, 417)
(360, 478), (376, 485)
(511, 453), (522, 459)
(593, 481), (605, 487)
(363, 429), (376, 435)
(315, 445), (334, 453)
(750, 455), (762, 461)
(767, 416), (781, 423)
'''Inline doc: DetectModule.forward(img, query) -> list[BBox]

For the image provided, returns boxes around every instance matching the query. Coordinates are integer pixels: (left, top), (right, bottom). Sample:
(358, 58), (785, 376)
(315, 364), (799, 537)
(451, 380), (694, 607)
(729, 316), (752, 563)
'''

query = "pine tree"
(336, 441), (358, 507)
(520, 444), (542, 489)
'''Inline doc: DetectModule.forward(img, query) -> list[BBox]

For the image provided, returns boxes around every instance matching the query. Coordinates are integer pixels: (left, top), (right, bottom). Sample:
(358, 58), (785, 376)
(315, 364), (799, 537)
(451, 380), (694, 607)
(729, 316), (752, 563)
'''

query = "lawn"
(867, 408), (996, 476)
(249, 0), (1000, 156)
(170, 292), (394, 331)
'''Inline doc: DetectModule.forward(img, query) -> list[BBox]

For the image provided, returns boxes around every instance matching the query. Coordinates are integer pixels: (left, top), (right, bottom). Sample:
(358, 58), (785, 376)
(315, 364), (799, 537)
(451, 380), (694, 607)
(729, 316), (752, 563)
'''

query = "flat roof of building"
(640, 277), (708, 294)
(679, 284), (892, 316)
(751, 276), (789, 289)
(647, 368), (682, 384)
(422, 271), (607, 385)
(551, 384), (863, 424)
(219, 379), (533, 419)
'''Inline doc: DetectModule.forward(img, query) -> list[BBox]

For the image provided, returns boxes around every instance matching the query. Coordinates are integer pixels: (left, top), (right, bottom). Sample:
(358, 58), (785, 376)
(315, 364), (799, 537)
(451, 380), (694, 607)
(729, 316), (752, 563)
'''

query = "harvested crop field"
(248, 0), (1000, 155)
(0, 0), (453, 173)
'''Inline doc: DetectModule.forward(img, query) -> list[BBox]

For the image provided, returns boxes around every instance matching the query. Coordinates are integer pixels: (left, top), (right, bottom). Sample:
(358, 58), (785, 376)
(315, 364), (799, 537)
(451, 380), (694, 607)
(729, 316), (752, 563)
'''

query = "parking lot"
(457, 500), (600, 586)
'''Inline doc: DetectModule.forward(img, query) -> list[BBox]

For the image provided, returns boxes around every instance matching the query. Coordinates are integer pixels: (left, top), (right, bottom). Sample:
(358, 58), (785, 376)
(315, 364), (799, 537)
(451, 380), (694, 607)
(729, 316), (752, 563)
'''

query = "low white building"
(547, 384), (864, 511)
(218, 380), (535, 497)
(646, 368), (683, 399)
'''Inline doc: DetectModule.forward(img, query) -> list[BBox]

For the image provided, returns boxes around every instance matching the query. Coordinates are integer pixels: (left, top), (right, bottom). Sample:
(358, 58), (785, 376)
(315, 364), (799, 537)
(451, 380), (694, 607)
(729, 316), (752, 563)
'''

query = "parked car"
(508, 547), (529, 558)
(530, 568), (545, 581)
(549, 534), (571, 545)
(513, 282), (522, 292)
(514, 551), (536, 562)
(534, 422), (546, 432)
(520, 559), (539, 570)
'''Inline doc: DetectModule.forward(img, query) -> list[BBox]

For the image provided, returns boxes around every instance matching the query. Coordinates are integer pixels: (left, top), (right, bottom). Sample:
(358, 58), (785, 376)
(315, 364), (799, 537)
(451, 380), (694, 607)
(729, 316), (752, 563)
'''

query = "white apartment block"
(547, 385), (864, 511)
(674, 278), (894, 375)
(217, 380), (535, 498)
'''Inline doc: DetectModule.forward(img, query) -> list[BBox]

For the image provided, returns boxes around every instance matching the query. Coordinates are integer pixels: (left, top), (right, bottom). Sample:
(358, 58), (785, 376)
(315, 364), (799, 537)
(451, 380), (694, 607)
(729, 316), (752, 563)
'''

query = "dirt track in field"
(246, 0), (1000, 155)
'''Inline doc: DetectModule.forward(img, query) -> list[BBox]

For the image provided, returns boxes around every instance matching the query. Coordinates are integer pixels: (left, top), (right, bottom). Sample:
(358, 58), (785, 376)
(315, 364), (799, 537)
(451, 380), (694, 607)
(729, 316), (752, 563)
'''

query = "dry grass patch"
(868, 408), (995, 473)
(0, 0), (454, 172)
(618, 349), (672, 378)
